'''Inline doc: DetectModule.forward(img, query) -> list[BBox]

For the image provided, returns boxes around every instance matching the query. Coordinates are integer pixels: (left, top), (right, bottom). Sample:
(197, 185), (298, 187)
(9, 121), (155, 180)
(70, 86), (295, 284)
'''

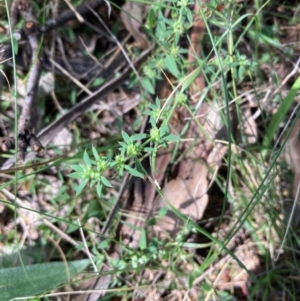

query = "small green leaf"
(96, 182), (102, 197)
(118, 167), (124, 177)
(141, 78), (155, 94)
(186, 8), (193, 24)
(76, 179), (89, 195)
(69, 172), (83, 179)
(101, 176), (112, 187)
(122, 131), (131, 143)
(139, 229), (147, 250)
(70, 165), (84, 172)
(125, 165), (144, 178)
(158, 207), (168, 217)
(188, 273), (194, 289)
(66, 223), (79, 233)
(131, 133), (148, 141)
(135, 158), (144, 176)
(165, 134), (181, 142)
(83, 150), (91, 167)
(12, 37), (18, 55)
(147, 7), (156, 28)
(92, 146), (100, 160)
(238, 65), (246, 81)
(181, 65), (202, 91)
(165, 54), (179, 78)
(98, 240), (110, 250)
(91, 77), (104, 87)
(70, 89), (77, 105)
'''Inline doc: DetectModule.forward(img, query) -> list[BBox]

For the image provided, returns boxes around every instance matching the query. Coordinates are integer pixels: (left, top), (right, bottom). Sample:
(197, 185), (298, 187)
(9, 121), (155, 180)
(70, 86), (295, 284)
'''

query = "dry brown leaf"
(120, 2), (149, 50)
(152, 161), (209, 239)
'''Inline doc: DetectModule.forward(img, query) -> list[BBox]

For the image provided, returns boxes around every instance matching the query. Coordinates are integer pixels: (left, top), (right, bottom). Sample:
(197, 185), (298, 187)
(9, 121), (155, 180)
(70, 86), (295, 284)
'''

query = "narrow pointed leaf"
(122, 131), (131, 143)
(76, 179), (89, 195)
(83, 150), (91, 167)
(125, 165), (144, 179)
(101, 176), (112, 187)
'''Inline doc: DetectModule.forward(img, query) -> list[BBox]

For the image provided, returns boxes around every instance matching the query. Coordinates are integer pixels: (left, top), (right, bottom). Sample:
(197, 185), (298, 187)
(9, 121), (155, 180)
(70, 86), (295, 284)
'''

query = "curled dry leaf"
(120, 2), (149, 50)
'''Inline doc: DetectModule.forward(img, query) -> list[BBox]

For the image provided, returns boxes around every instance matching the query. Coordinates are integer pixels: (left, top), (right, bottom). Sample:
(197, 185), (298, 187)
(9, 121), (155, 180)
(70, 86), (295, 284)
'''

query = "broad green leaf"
(125, 165), (144, 179)
(264, 75), (300, 147)
(165, 54), (179, 78)
(0, 259), (90, 301)
(141, 77), (155, 94)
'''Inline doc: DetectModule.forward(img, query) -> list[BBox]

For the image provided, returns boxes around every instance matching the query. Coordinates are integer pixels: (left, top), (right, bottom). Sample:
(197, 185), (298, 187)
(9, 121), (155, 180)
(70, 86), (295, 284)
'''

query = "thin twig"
(49, 57), (93, 96)
(87, 5), (141, 81)
(78, 218), (98, 274)
(62, 0), (84, 23)
(40, 0), (104, 33)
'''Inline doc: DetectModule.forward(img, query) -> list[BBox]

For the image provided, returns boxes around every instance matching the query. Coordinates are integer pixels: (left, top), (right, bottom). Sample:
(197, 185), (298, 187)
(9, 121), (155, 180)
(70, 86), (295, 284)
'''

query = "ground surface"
(0, 0), (300, 300)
